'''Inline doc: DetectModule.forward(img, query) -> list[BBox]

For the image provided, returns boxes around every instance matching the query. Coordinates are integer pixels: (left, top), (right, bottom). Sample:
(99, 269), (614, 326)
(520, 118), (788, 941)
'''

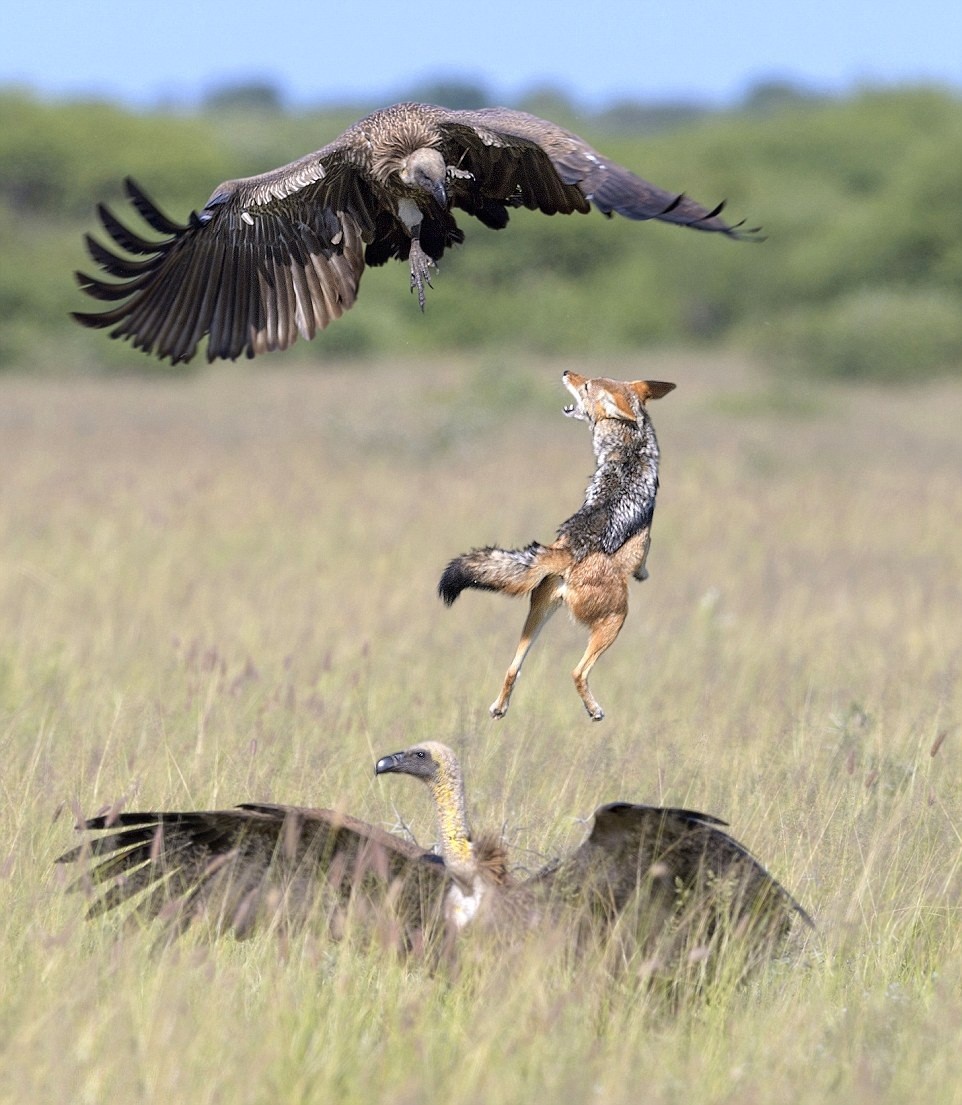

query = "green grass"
(1, 352), (960, 1104)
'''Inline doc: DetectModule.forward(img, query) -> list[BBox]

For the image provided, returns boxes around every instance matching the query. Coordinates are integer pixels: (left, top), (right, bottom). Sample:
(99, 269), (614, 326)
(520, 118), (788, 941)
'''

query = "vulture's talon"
(408, 240), (436, 311)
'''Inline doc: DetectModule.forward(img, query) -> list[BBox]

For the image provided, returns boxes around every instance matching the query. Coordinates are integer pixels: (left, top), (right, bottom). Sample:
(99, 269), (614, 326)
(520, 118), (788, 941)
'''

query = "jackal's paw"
(489, 701), (508, 719)
(587, 705), (605, 722)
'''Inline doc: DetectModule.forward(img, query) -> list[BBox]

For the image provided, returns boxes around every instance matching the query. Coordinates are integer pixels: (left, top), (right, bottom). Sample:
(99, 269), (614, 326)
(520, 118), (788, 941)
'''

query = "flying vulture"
(58, 741), (811, 962)
(72, 102), (760, 365)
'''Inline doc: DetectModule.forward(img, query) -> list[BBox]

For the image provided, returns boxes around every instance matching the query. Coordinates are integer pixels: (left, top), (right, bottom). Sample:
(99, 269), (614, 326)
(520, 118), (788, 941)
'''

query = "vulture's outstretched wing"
(57, 743), (813, 971)
(57, 803), (450, 943)
(438, 107), (760, 234)
(72, 162), (372, 364)
(529, 802), (813, 942)
(73, 102), (760, 365)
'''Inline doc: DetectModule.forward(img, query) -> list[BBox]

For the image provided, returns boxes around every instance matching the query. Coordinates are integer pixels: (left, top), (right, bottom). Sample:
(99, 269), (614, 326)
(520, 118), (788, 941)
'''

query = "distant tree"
(202, 80), (285, 114)
(594, 98), (708, 134)
(403, 77), (491, 110)
(741, 78), (824, 114)
(517, 84), (580, 127)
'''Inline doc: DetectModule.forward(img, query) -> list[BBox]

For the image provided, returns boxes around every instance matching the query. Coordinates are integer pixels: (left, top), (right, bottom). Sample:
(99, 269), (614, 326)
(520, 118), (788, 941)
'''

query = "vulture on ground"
(72, 102), (760, 365)
(58, 741), (812, 961)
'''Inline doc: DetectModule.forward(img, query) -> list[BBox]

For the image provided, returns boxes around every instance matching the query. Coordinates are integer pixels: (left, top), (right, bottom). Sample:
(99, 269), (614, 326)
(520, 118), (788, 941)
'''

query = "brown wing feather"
(73, 167), (371, 365)
(440, 107), (760, 236)
(58, 804), (450, 942)
(528, 802), (812, 938)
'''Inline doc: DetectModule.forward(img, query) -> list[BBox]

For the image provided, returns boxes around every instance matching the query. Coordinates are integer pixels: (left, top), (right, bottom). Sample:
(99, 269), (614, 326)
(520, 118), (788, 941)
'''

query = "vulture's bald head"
(396, 147), (448, 207)
(375, 741), (452, 783)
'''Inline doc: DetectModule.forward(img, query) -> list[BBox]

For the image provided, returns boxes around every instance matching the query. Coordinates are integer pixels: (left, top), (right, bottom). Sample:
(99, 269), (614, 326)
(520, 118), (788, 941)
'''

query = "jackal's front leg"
(490, 578), (562, 719)
(632, 531), (652, 582)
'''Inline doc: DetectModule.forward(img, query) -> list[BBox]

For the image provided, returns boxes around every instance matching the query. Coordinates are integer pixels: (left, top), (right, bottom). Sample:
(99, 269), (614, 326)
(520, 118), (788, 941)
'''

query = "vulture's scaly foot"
(408, 239), (436, 311)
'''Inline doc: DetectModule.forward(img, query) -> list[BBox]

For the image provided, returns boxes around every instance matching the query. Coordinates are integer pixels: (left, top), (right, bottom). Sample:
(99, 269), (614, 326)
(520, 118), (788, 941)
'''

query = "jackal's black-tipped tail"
(438, 543), (568, 605)
(439, 558), (486, 605)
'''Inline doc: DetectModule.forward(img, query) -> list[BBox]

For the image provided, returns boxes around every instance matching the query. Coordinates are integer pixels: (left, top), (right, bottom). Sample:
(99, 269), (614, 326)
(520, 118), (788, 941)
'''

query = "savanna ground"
(0, 351), (959, 1104)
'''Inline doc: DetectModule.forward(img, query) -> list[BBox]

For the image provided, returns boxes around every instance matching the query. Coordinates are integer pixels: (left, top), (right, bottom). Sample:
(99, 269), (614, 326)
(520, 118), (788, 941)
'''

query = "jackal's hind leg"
(490, 577), (563, 719)
(572, 612), (626, 721)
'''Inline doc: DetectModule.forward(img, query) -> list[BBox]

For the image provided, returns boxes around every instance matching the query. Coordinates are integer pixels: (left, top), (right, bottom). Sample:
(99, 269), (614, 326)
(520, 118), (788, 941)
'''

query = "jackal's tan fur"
(439, 370), (674, 721)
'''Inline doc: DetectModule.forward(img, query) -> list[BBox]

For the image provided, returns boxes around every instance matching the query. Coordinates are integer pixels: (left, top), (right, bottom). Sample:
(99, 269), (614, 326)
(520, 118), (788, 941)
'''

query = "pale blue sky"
(4, 0), (960, 108)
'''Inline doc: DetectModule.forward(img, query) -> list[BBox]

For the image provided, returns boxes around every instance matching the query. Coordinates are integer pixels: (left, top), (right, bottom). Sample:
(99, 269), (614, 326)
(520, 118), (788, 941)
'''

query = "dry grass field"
(0, 351), (959, 1104)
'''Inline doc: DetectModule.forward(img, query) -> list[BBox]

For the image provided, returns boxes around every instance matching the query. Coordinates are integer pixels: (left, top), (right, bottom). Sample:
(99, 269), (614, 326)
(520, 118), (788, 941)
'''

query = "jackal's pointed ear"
(596, 389), (639, 422)
(631, 380), (676, 404)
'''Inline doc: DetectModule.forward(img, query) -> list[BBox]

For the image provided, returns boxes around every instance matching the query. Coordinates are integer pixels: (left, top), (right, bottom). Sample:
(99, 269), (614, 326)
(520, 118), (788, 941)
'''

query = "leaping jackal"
(439, 370), (674, 721)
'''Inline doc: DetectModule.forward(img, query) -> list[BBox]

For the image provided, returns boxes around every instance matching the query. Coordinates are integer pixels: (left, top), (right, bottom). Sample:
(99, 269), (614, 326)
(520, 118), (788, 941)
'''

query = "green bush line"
(1, 85), (960, 378)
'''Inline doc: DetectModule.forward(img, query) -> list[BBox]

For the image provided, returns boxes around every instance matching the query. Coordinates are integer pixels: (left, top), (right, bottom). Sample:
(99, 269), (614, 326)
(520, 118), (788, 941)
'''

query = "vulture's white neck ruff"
(446, 880), (488, 929)
(397, 197), (423, 234)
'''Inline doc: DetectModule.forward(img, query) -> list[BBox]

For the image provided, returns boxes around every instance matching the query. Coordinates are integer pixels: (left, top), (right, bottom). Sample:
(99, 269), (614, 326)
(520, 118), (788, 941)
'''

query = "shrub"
(752, 287), (962, 381)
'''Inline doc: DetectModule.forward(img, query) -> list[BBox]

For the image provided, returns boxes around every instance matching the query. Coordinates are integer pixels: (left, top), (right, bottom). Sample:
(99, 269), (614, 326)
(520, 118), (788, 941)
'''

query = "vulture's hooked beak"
(431, 179), (448, 209)
(374, 745), (437, 781)
(375, 752), (402, 776)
